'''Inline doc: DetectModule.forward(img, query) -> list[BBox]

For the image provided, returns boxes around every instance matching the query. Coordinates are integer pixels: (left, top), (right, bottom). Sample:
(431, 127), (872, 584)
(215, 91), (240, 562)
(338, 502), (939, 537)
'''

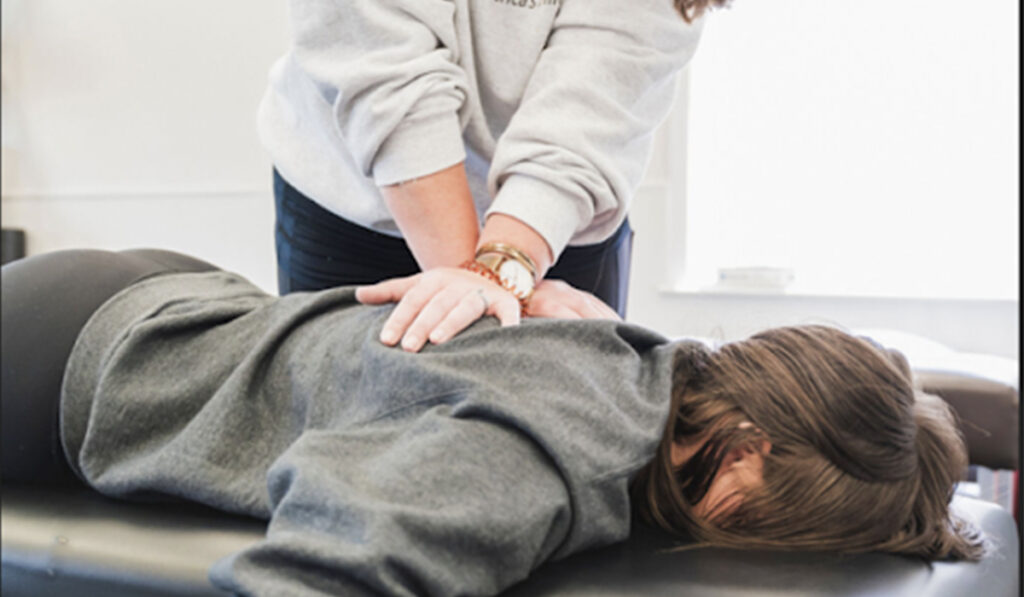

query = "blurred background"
(0, 0), (1018, 361)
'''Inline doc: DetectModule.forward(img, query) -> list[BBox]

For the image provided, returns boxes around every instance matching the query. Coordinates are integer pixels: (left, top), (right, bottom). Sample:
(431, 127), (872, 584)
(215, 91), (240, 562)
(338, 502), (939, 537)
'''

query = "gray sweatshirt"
(61, 271), (679, 596)
(258, 0), (704, 258)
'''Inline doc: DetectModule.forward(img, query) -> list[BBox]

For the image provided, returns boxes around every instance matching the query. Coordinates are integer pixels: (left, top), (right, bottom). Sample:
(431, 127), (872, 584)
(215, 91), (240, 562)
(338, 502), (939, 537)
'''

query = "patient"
(1, 249), (984, 597)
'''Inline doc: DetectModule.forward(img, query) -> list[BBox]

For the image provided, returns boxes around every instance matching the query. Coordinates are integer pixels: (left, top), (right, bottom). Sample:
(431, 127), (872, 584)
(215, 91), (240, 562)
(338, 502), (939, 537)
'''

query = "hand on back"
(355, 268), (520, 352)
(356, 272), (620, 353)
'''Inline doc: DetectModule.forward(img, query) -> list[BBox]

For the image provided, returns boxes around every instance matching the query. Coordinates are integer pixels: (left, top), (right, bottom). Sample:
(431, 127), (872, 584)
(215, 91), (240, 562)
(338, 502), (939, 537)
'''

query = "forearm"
(380, 162), (480, 270)
(382, 162), (554, 277)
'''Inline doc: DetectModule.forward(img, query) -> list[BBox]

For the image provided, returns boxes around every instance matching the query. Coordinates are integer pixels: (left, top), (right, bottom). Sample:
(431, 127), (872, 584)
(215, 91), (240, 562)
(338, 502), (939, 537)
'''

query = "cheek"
(693, 472), (744, 521)
(693, 458), (766, 521)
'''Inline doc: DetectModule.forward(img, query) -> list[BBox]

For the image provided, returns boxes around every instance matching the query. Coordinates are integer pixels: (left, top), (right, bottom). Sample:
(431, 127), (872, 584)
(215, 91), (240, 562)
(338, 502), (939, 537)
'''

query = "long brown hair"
(631, 325), (985, 560)
(674, 0), (731, 23)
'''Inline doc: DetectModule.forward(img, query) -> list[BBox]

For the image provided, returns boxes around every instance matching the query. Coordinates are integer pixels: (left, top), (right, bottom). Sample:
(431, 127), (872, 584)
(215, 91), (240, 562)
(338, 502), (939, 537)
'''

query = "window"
(674, 1), (1019, 300)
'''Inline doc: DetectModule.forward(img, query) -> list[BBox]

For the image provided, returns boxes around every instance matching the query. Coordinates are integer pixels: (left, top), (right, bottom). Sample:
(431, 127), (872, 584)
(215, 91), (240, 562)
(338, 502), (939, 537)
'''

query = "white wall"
(1, 0), (288, 292)
(1, 1), (1018, 360)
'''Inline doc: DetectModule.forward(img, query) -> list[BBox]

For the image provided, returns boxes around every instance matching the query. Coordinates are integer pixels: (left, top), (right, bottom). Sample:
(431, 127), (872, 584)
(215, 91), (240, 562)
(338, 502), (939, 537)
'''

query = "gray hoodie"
(61, 271), (679, 596)
(258, 0), (704, 258)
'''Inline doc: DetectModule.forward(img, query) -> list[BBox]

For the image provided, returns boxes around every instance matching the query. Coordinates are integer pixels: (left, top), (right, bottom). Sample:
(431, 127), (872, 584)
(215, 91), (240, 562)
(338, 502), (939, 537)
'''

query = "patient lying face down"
(0, 249), (985, 597)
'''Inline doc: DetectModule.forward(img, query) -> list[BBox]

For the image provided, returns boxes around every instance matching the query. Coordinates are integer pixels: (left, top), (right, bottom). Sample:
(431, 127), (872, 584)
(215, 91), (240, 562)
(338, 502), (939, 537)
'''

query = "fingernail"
(380, 329), (397, 344)
(429, 329), (445, 343)
(402, 335), (419, 351)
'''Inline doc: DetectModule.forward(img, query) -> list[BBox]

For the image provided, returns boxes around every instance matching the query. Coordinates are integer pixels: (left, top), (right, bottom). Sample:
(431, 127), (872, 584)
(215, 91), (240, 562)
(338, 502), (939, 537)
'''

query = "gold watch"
(475, 243), (537, 302)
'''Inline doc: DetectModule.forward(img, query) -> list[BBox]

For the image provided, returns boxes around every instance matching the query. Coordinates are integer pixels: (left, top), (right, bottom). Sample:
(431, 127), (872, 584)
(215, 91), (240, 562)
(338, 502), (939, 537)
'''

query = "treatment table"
(2, 335), (1019, 596)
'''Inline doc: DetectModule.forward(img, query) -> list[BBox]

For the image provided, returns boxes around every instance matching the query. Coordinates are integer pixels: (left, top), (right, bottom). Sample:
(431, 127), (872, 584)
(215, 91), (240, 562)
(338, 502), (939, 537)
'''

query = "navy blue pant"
(273, 170), (634, 317)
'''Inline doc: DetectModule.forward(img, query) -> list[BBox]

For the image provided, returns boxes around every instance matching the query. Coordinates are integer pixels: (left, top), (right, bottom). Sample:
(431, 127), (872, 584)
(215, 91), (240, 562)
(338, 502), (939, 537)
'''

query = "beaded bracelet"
(459, 259), (531, 316)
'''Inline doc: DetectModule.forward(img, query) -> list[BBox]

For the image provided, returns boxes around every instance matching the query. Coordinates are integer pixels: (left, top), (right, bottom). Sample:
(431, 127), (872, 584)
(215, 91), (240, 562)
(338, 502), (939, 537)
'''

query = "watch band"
(475, 242), (538, 281)
(475, 245), (535, 297)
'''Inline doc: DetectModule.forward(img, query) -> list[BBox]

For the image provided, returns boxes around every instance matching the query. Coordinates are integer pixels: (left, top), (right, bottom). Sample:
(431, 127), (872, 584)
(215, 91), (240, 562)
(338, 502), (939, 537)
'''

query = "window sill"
(660, 284), (1019, 304)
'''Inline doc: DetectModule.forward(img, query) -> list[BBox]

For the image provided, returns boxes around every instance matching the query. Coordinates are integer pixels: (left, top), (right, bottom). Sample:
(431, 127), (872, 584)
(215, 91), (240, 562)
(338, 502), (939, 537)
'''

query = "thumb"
(491, 296), (522, 328)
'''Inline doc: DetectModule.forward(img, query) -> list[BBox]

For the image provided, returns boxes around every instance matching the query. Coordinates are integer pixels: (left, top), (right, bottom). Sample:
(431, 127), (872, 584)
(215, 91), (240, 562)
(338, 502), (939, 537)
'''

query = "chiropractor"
(260, 0), (718, 351)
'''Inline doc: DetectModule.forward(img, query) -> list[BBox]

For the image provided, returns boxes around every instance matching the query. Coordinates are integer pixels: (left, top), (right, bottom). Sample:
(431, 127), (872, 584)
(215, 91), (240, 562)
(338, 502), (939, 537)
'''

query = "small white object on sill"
(708, 266), (795, 294)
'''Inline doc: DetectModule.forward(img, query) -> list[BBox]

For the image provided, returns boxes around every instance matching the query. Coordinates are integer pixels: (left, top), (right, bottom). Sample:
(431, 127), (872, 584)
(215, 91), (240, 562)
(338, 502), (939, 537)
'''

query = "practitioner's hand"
(526, 279), (621, 321)
(355, 268), (521, 352)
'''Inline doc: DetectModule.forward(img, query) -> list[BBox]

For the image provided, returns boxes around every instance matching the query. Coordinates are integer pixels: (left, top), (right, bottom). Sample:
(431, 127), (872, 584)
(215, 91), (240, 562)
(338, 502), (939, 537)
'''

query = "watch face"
(497, 260), (534, 297)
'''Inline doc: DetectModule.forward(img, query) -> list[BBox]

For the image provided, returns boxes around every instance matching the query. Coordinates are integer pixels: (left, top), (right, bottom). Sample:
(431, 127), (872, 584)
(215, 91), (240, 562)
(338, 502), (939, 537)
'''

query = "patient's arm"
(208, 413), (572, 597)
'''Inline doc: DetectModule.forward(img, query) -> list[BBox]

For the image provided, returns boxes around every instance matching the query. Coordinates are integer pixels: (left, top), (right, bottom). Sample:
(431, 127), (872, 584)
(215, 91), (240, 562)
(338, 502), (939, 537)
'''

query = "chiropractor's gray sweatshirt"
(60, 271), (679, 596)
(259, 0), (703, 258)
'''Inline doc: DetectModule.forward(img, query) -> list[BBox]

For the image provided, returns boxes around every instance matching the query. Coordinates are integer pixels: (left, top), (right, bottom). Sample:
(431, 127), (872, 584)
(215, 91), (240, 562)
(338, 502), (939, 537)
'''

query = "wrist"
(459, 259), (532, 315)
(478, 214), (553, 278)
(474, 243), (536, 303)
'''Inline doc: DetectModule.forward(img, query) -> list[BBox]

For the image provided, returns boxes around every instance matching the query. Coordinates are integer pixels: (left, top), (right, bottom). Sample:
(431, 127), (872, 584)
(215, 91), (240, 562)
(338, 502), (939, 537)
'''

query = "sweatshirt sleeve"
(287, 0), (470, 186)
(208, 410), (573, 597)
(486, 0), (704, 257)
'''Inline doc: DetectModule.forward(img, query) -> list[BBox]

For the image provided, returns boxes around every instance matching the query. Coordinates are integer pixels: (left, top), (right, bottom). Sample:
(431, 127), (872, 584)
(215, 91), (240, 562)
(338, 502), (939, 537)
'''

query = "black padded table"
(0, 488), (1018, 596)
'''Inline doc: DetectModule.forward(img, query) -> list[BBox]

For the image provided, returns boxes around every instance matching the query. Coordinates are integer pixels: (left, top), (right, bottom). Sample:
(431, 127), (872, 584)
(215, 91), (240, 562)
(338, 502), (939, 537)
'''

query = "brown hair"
(631, 325), (986, 560)
(674, 0), (731, 23)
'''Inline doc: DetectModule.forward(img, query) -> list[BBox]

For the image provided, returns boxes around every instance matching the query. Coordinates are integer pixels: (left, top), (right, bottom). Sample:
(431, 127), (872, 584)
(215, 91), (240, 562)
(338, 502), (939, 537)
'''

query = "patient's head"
(631, 325), (985, 560)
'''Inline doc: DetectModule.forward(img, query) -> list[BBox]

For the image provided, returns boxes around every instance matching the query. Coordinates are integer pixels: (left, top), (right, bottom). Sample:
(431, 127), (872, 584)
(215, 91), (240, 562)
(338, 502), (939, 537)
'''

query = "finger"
(355, 274), (421, 305)
(578, 301), (603, 319)
(564, 290), (619, 321)
(378, 278), (442, 346)
(522, 295), (569, 319)
(586, 293), (622, 320)
(597, 300), (622, 320)
(554, 291), (593, 319)
(527, 292), (583, 319)
(400, 288), (467, 352)
(543, 302), (584, 320)
(491, 295), (522, 327)
(428, 291), (489, 345)
(581, 296), (617, 320)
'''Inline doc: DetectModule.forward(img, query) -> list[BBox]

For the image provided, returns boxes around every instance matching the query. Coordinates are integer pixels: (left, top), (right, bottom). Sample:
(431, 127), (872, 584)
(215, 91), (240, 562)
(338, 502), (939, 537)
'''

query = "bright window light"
(681, 0), (1019, 300)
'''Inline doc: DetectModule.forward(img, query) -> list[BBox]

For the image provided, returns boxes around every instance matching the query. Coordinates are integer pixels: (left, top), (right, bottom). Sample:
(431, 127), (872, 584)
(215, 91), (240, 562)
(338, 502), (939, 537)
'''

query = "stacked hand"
(528, 279), (621, 321)
(355, 269), (620, 352)
(356, 268), (520, 352)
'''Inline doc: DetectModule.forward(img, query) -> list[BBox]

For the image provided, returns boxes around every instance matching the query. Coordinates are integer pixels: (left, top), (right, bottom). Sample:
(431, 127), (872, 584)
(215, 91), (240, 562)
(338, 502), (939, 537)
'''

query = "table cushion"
(1, 486), (1018, 597)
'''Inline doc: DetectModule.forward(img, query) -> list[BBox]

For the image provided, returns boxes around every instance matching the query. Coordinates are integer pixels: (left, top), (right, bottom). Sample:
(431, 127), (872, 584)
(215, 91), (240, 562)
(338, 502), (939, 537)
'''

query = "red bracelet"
(459, 259), (530, 316)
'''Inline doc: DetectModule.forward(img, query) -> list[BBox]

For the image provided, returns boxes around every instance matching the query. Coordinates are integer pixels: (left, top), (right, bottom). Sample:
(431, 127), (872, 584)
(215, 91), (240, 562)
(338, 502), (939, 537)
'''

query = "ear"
(726, 421), (771, 467)
(716, 438), (770, 495)
(719, 437), (772, 472)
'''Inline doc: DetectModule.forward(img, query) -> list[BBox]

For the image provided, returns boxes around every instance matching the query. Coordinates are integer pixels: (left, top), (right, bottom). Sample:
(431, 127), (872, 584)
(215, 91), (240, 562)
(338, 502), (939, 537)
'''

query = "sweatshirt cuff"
(371, 110), (467, 186)
(486, 174), (588, 261)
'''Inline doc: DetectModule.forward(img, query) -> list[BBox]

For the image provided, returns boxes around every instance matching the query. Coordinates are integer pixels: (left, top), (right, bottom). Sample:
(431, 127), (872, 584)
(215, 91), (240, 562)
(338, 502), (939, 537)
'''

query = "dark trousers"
(273, 170), (634, 317)
(0, 249), (219, 486)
